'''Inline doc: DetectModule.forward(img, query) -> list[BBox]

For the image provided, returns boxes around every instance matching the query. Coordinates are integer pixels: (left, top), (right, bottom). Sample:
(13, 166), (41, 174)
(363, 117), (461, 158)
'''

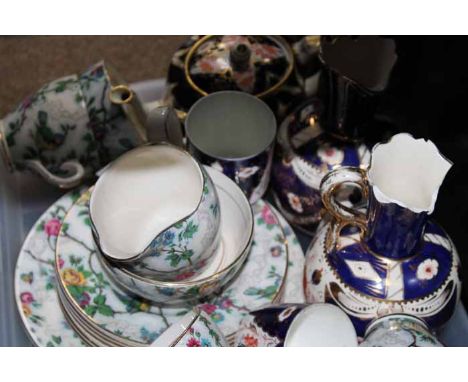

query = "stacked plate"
(33, 170), (304, 346)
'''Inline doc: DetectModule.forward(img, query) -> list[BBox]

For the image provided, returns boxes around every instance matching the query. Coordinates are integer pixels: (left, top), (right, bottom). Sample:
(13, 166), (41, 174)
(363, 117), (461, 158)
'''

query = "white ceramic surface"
(96, 166), (254, 305)
(369, 133), (452, 213)
(90, 145), (204, 259)
(284, 303), (358, 347)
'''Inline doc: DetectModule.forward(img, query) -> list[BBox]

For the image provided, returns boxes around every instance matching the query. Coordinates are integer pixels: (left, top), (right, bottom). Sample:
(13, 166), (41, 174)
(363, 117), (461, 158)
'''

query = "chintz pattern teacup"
(152, 307), (228, 347)
(90, 144), (221, 282)
(186, 91), (277, 204)
(0, 61), (150, 189)
(78, 61), (147, 165)
(0, 74), (98, 188)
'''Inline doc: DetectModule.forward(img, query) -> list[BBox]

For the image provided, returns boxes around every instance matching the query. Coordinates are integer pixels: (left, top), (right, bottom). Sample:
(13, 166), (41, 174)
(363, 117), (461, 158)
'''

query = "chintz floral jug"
(304, 133), (462, 336)
(0, 61), (182, 188)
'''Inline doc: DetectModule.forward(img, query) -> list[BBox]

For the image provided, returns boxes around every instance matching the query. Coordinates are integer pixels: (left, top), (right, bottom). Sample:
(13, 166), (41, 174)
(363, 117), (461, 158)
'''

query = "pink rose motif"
(175, 271), (195, 281)
(199, 303), (217, 315)
(20, 292), (34, 304)
(45, 218), (61, 237)
(261, 205), (277, 225)
(186, 337), (201, 347)
(58, 257), (64, 269)
(220, 298), (233, 309)
(78, 292), (91, 308)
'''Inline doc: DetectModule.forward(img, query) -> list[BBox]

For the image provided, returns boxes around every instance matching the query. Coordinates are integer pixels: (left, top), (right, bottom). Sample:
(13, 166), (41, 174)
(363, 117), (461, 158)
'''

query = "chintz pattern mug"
(185, 91), (277, 204)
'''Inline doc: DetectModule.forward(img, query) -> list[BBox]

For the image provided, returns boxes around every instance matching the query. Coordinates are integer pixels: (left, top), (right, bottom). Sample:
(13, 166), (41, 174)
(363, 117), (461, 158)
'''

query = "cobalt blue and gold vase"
(304, 133), (462, 336)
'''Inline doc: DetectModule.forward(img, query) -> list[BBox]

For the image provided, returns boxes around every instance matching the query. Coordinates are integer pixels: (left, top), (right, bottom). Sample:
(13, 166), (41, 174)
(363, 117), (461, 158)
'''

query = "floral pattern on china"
(304, 133), (462, 336)
(14, 172), (305, 346)
(54, 189), (288, 344)
(189, 35), (287, 94)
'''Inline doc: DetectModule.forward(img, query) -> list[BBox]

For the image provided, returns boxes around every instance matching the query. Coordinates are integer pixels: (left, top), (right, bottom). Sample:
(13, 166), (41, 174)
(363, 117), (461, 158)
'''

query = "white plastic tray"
(1, 79), (467, 346)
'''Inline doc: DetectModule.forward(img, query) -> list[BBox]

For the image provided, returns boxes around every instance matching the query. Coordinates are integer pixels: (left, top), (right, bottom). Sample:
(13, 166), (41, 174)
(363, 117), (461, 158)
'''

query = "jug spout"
(365, 133), (452, 259)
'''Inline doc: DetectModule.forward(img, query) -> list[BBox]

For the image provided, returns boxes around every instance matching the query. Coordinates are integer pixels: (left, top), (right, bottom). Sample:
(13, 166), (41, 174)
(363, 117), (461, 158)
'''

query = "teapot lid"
(184, 35), (294, 98)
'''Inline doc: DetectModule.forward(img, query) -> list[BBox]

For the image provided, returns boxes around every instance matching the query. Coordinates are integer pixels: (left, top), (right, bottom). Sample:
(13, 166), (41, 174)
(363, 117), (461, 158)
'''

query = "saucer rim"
(55, 194), (288, 345)
(14, 189), (293, 346)
(91, 165), (255, 287)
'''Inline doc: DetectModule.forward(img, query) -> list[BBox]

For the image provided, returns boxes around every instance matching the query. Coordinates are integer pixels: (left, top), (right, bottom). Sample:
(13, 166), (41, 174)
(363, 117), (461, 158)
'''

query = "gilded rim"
(184, 35), (294, 98)
(55, 194), (286, 344)
(89, 143), (211, 266)
(55, 184), (250, 345)
(55, 191), (147, 347)
(109, 84), (135, 105)
(96, 164), (255, 287)
(170, 307), (201, 347)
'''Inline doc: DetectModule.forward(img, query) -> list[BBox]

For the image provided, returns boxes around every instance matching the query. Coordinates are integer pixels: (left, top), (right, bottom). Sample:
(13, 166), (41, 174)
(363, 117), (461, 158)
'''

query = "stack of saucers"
(53, 144), (272, 346)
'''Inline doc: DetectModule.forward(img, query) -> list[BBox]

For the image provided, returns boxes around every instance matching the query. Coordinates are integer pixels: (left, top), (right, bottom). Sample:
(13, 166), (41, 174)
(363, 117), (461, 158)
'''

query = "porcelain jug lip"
(89, 143), (207, 261)
(368, 133), (452, 214)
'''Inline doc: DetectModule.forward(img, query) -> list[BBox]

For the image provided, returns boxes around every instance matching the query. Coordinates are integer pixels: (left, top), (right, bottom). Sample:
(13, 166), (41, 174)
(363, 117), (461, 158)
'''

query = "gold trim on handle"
(321, 167), (368, 233)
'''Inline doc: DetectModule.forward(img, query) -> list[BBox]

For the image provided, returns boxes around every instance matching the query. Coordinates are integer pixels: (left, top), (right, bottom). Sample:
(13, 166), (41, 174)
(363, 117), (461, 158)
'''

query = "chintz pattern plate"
(56, 191), (287, 345)
(14, 188), (87, 346)
(15, 189), (304, 346)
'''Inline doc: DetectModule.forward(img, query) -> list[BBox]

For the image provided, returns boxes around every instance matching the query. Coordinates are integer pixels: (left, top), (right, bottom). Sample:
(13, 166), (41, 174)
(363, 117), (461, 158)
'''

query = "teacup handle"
(320, 166), (368, 231)
(24, 159), (85, 189)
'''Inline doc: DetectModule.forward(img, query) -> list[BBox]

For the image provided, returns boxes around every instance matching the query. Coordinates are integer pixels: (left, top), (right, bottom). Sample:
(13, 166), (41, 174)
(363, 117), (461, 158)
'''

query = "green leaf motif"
(183, 221), (198, 240)
(61, 223), (70, 234)
(84, 305), (98, 316)
(93, 294), (106, 306)
(180, 249), (194, 262)
(52, 335), (62, 345)
(36, 221), (45, 232)
(166, 253), (181, 267)
(244, 287), (260, 296)
(97, 305), (114, 317)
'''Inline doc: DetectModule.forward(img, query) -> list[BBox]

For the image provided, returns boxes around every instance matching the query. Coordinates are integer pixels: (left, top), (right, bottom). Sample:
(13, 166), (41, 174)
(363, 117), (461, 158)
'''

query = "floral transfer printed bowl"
(90, 144), (221, 282)
(151, 307), (228, 347)
(95, 165), (254, 305)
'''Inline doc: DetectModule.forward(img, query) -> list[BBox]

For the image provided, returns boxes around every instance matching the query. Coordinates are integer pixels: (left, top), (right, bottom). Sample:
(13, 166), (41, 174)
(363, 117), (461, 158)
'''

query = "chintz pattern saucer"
(55, 190), (287, 345)
(15, 189), (304, 346)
